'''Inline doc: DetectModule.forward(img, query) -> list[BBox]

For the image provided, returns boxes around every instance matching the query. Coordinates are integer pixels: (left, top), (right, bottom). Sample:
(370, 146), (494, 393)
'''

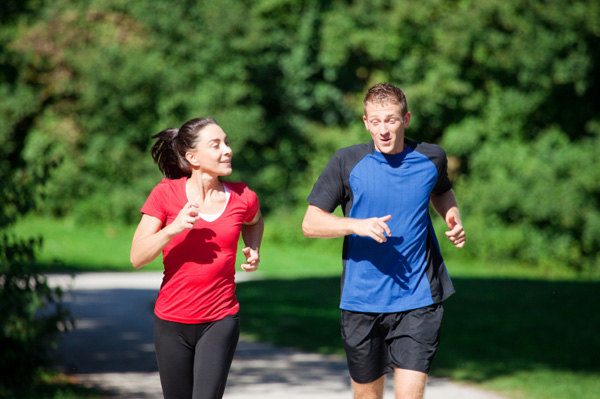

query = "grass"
(12, 215), (164, 272)
(10, 215), (600, 399)
(11, 214), (345, 276)
(235, 275), (600, 399)
(435, 278), (600, 398)
(0, 371), (105, 399)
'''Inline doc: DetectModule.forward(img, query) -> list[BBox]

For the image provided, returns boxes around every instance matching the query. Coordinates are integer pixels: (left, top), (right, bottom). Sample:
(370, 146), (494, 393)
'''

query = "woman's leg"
(192, 313), (240, 399)
(154, 316), (195, 399)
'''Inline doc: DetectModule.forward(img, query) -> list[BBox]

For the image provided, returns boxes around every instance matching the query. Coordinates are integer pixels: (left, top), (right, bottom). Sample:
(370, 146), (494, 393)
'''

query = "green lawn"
(12, 216), (164, 272)
(255, 225), (599, 399)
(11, 215), (600, 399)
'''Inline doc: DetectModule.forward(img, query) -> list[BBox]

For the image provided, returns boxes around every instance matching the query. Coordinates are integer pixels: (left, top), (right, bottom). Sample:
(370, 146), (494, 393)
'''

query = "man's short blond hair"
(363, 83), (408, 116)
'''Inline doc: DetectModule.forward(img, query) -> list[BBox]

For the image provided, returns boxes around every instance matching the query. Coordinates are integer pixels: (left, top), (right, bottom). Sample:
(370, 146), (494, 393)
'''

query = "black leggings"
(154, 314), (240, 399)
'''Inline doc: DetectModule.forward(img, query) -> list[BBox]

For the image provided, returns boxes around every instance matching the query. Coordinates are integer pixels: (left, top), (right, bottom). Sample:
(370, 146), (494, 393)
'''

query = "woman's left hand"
(240, 247), (259, 272)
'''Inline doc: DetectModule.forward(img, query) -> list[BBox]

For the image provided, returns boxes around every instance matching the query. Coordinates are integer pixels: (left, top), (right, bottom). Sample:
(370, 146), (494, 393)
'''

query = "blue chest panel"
(341, 149), (441, 312)
(349, 149), (438, 224)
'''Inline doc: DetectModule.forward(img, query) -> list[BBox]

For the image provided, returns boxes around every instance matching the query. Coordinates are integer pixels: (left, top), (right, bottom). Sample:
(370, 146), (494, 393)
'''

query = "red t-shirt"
(140, 177), (260, 324)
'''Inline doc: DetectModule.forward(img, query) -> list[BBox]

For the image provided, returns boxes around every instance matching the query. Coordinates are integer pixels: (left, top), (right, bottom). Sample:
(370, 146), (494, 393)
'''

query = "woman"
(130, 117), (263, 399)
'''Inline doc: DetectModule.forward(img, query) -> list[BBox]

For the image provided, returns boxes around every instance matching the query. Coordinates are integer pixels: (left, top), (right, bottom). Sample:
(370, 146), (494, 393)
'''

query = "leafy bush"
(0, 100), (73, 394)
(448, 127), (600, 275)
(0, 234), (72, 394)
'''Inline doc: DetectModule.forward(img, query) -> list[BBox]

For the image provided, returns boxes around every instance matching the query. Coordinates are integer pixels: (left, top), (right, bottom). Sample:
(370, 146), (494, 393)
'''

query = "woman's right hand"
(168, 202), (200, 235)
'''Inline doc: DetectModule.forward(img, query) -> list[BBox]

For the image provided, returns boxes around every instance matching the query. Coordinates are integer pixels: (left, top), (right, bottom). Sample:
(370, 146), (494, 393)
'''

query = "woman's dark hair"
(150, 117), (219, 179)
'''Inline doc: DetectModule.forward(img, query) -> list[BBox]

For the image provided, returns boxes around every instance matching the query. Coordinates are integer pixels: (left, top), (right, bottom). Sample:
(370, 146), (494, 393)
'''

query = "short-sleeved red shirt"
(141, 177), (259, 323)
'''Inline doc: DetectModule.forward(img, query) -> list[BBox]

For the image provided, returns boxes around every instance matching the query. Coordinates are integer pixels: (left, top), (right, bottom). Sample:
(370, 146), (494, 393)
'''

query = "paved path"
(48, 272), (507, 399)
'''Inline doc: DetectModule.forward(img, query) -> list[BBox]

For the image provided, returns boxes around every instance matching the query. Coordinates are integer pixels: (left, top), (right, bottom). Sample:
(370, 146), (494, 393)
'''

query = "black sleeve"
(410, 139), (452, 195)
(306, 150), (346, 213)
(431, 146), (452, 195)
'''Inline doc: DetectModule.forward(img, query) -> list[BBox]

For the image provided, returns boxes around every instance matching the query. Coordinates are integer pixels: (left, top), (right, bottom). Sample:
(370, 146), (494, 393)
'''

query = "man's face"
(363, 101), (411, 155)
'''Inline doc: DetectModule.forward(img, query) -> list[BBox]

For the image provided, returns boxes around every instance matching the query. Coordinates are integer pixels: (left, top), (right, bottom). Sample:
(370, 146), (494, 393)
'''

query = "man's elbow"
(302, 218), (317, 238)
(303, 205), (329, 238)
(301, 220), (311, 238)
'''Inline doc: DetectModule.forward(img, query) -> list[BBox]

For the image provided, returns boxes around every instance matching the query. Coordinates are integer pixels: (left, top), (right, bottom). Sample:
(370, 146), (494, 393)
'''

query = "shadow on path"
(237, 276), (600, 381)
(50, 272), (509, 399)
(56, 288), (158, 374)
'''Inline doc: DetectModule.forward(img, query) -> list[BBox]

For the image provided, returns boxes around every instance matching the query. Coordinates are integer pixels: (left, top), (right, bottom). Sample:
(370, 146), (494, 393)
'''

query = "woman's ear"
(185, 152), (200, 167)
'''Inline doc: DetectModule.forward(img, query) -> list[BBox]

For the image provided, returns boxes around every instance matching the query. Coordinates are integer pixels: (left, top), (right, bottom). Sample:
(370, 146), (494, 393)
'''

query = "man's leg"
(352, 375), (385, 399)
(386, 304), (443, 399)
(393, 368), (427, 399)
(342, 310), (390, 399)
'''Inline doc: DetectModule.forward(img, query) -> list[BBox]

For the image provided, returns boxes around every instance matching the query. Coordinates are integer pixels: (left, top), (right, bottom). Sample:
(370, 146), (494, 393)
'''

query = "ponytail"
(150, 128), (187, 179)
(150, 117), (219, 179)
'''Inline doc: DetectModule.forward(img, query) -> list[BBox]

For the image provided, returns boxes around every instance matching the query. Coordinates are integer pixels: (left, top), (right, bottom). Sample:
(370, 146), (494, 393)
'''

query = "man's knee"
(393, 368), (427, 399)
(352, 375), (385, 399)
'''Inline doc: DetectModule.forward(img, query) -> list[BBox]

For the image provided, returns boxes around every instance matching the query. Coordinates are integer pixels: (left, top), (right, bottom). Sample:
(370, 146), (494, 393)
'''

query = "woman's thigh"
(192, 313), (240, 399)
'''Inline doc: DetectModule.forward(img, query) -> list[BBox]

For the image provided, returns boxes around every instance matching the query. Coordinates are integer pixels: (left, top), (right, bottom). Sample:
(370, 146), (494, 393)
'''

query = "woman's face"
(186, 124), (233, 176)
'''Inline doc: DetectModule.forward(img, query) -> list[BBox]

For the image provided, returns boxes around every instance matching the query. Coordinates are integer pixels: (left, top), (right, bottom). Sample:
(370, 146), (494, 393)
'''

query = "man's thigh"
(385, 303), (444, 374)
(341, 303), (444, 383)
(394, 368), (428, 399)
(351, 375), (385, 399)
(341, 310), (392, 384)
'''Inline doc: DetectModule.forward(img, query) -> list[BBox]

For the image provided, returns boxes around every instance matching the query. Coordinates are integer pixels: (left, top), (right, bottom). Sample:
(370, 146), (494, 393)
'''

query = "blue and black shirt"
(307, 139), (455, 313)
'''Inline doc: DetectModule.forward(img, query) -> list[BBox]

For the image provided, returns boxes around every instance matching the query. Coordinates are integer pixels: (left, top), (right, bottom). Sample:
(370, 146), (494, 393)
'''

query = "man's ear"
(363, 115), (369, 130)
(403, 111), (412, 127)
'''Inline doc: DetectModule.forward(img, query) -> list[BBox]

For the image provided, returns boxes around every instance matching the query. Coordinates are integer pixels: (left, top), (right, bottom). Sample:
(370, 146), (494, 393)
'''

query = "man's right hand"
(353, 215), (392, 243)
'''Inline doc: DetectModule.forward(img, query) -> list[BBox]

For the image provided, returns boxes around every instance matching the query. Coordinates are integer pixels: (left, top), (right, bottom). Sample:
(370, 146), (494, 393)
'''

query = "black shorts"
(341, 303), (444, 383)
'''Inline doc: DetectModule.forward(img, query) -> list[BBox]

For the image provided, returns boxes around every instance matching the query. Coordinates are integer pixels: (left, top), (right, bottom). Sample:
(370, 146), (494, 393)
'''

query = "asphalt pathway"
(48, 272), (507, 399)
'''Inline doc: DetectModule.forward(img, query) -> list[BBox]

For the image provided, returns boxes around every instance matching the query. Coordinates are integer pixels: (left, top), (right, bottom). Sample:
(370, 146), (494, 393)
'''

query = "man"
(302, 82), (466, 399)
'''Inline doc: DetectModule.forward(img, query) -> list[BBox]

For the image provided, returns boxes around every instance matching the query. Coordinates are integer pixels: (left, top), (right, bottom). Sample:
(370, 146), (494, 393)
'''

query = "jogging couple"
(130, 82), (466, 399)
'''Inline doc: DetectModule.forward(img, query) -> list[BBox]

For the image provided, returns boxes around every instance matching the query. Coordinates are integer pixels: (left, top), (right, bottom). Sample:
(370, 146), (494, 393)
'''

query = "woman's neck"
(186, 172), (226, 208)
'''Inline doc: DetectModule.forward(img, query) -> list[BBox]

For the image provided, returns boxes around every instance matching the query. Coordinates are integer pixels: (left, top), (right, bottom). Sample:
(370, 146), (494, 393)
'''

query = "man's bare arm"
(430, 189), (466, 248)
(302, 204), (391, 243)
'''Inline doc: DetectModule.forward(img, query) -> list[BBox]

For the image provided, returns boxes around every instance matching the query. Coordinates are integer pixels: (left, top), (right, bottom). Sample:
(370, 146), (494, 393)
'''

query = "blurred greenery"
(0, 111), (75, 396)
(0, 233), (73, 398)
(13, 215), (164, 272)
(1, 0), (600, 397)
(0, 0), (598, 273)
